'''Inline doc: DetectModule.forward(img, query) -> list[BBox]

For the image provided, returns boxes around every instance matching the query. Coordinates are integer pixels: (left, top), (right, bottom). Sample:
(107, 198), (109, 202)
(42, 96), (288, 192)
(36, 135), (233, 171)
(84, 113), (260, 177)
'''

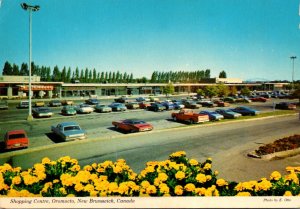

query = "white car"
(75, 104), (94, 114)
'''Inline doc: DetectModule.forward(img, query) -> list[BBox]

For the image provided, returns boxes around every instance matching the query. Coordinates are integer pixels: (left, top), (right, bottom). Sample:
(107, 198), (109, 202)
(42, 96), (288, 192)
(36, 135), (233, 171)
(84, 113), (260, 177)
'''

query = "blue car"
(161, 102), (175, 110)
(199, 110), (224, 121)
(109, 103), (127, 111)
(173, 101), (185, 109)
(215, 109), (242, 119)
(230, 106), (260, 116)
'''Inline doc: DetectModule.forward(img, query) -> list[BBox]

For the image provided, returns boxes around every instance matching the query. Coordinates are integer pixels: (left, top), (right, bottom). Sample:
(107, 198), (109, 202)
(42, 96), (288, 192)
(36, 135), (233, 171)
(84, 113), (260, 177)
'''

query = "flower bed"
(0, 151), (299, 197)
(255, 135), (300, 156)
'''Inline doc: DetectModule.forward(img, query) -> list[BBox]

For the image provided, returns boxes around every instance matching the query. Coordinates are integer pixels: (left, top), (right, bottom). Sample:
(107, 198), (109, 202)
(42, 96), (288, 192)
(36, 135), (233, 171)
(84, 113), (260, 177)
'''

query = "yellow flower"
(12, 176), (21, 185)
(108, 182), (118, 193)
(60, 173), (74, 187)
(236, 192), (251, 196)
(145, 166), (155, 173)
(206, 175), (212, 181)
(255, 179), (272, 191)
(214, 170), (219, 176)
(203, 163), (211, 170)
(195, 187), (206, 196)
(113, 165), (123, 174)
(270, 171), (281, 181)
(83, 165), (92, 171)
(216, 179), (228, 187)
(174, 185), (184, 196)
(284, 191), (293, 196)
(59, 187), (67, 195)
(67, 194), (75, 197)
(159, 183), (170, 194)
(41, 157), (51, 165)
(175, 171), (185, 180)
(158, 173), (168, 182)
(75, 183), (84, 192)
(141, 181), (150, 188)
(90, 190), (98, 197)
(189, 159), (198, 166)
(118, 182), (129, 195)
(285, 172), (299, 184)
(170, 151), (186, 158)
(146, 185), (157, 194)
(84, 184), (95, 193)
(154, 178), (161, 186)
(196, 174), (206, 183)
(184, 183), (196, 192)
(53, 179), (60, 184)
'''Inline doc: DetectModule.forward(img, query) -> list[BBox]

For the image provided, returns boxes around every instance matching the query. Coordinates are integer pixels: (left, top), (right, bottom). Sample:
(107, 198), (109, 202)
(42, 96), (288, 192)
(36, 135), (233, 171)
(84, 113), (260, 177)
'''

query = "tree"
(163, 83), (175, 97)
(84, 68), (89, 83)
(52, 66), (61, 81)
(75, 67), (80, 80)
(230, 86), (238, 96)
(216, 84), (230, 97)
(240, 87), (251, 96)
(219, 70), (227, 78)
(93, 68), (97, 83)
(196, 88), (204, 97)
(67, 67), (72, 83)
(204, 69), (211, 78)
(80, 69), (84, 82)
(61, 66), (67, 82)
(20, 63), (29, 76)
(2, 61), (13, 75)
(12, 64), (20, 75)
(203, 86), (218, 99)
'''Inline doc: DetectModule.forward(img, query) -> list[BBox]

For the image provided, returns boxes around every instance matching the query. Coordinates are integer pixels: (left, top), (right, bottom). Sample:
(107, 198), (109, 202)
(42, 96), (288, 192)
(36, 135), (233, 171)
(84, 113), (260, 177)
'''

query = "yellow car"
(34, 101), (45, 107)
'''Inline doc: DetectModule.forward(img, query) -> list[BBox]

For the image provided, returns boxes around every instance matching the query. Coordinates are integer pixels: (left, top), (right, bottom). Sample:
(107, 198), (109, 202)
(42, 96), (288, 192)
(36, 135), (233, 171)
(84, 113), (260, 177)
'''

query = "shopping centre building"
(0, 75), (289, 99)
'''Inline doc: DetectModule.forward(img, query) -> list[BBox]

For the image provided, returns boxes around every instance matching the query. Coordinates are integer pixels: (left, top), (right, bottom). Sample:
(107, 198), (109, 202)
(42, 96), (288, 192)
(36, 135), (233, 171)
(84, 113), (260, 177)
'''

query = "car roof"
(59, 122), (79, 126)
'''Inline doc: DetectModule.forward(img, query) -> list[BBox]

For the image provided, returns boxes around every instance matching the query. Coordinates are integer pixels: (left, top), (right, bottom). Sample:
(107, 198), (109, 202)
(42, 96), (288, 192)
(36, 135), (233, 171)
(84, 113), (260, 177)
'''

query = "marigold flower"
(41, 157), (51, 165)
(270, 171), (281, 181)
(284, 191), (293, 196)
(174, 185), (184, 196)
(12, 176), (21, 185)
(59, 187), (67, 195)
(170, 151), (186, 158)
(158, 173), (168, 182)
(67, 194), (75, 197)
(108, 182), (118, 193)
(195, 187), (206, 196)
(159, 183), (170, 194)
(84, 165), (92, 171)
(113, 165), (123, 174)
(146, 185), (157, 194)
(216, 179), (228, 187)
(203, 163), (211, 170)
(175, 171), (185, 180)
(84, 184), (95, 193)
(206, 175), (212, 181)
(75, 183), (84, 192)
(196, 174), (206, 183)
(118, 182), (129, 195)
(141, 181), (150, 188)
(189, 159), (198, 166)
(184, 183), (196, 192)
(214, 171), (219, 176)
(236, 192), (251, 196)
(285, 172), (299, 184)
(255, 179), (272, 191)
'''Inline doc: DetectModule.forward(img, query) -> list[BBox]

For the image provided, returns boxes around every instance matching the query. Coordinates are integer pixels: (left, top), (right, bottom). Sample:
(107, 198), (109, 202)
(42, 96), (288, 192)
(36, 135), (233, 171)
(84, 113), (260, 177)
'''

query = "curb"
(247, 147), (300, 160)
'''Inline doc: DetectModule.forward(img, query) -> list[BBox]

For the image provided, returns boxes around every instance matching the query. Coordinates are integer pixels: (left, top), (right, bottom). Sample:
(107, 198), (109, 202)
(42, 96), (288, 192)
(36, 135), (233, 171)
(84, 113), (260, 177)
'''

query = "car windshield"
(132, 120), (145, 124)
(64, 126), (80, 131)
(39, 108), (50, 112)
(9, 134), (26, 139)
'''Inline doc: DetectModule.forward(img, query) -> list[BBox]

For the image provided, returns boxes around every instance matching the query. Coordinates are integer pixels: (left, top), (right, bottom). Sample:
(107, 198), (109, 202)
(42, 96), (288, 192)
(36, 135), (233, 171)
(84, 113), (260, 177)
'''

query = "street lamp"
(290, 56), (297, 91)
(20, 3), (40, 121)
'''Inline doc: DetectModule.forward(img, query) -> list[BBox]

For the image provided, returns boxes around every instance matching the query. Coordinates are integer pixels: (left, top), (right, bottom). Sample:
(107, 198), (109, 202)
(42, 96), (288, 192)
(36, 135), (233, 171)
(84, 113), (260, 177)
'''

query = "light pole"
(21, 3), (40, 121)
(290, 56), (297, 91)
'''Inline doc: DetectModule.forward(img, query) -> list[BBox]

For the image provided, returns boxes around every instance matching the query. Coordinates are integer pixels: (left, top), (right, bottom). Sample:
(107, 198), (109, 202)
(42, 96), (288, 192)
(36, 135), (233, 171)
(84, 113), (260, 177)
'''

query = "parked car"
(171, 109), (209, 124)
(0, 100), (8, 110)
(139, 101), (152, 109)
(75, 104), (94, 114)
(173, 101), (185, 109)
(215, 109), (242, 119)
(250, 97), (268, 102)
(94, 104), (112, 113)
(4, 130), (29, 150)
(199, 110), (224, 121)
(230, 106), (260, 116)
(125, 102), (140, 109)
(61, 106), (77, 116)
(17, 100), (29, 109)
(161, 101), (175, 110)
(136, 97), (150, 102)
(197, 100), (217, 108)
(32, 107), (53, 118)
(275, 102), (297, 110)
(85, 98), (100, 106)
(34, 101), (45, 107)
(223, 97), (236, 103)
(214, 100), (230, 107)
(112, 119), (153, 133)
(149, 97), (160, 102)
(49, 100), (62, 107)
(147, 103), (165, 112)
(182, 100), (201, 109)
(51, 122), (87, 142)
(235, 97), (252, 103)
(109, 103), (127, 111)
(61, 100), (74, 106)
(114, 97), (133, 103)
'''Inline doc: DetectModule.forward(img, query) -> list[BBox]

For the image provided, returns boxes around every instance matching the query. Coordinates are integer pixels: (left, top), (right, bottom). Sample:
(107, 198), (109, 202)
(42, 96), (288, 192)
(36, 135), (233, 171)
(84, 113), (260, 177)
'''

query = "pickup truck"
(51, 122), (87, 142)
(4, 130), (29, 150)
(171, 109), (209, 124)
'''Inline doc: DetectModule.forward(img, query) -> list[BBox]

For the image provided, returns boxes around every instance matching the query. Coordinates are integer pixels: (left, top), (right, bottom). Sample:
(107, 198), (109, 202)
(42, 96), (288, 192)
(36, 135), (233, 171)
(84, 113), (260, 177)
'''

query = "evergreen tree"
(75, 67), (80, 80)
(93, 68), (97, 82)
(204, 69), (211, 78)
(116, 71), (120, 83)
(20, 63), (29, 76)
(84, 68), (89, 83)
(219, 70), (227, 78)
(46, 67), (51, 81)
(88, 69), (92, 83)
(108, 72), (112, 83)
(105, 72), (108, 83)
(40, 66), (47, 81)
(100, 72), (104, 83)
(12, 64), (20, 75)
(80, 69), (84, 82)
(123, 72), (128, 82)
(2, 61), (13, 75)
(61, 66), (67, 82)
(112, 72), (116, 83)
(52, 65), (61, 81)
(129, 73), (133, 83)
(67, 67), (72, 83)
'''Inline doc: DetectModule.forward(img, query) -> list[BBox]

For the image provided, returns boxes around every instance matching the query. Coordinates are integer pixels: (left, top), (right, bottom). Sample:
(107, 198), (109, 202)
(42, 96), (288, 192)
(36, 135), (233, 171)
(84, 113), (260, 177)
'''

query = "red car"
(112, 119), (153, 133)
(4, 130), (29, 150)
(139, 102), (152, 109)
(250, 97), (268, 102)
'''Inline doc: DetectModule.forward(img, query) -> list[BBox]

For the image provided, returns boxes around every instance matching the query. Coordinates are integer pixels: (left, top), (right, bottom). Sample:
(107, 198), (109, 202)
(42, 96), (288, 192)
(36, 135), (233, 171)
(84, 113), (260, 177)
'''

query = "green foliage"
(216, 84), (230, 97)
(240, 87), (251, 96)
(203, 86), (218, 99)
(219, 70), (227, 78)
(163, 83), (175, 96)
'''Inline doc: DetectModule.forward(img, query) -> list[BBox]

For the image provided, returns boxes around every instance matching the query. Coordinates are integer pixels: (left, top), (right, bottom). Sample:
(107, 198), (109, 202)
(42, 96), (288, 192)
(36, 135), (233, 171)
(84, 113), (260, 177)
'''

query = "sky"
(1, 0), (300, 81)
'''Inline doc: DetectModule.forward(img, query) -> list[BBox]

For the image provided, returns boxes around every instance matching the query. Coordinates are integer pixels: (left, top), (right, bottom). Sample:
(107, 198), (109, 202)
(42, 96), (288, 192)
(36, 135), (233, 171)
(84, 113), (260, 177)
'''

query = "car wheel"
(189, 119), (194, 124)
(173, 117), (177, 121)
